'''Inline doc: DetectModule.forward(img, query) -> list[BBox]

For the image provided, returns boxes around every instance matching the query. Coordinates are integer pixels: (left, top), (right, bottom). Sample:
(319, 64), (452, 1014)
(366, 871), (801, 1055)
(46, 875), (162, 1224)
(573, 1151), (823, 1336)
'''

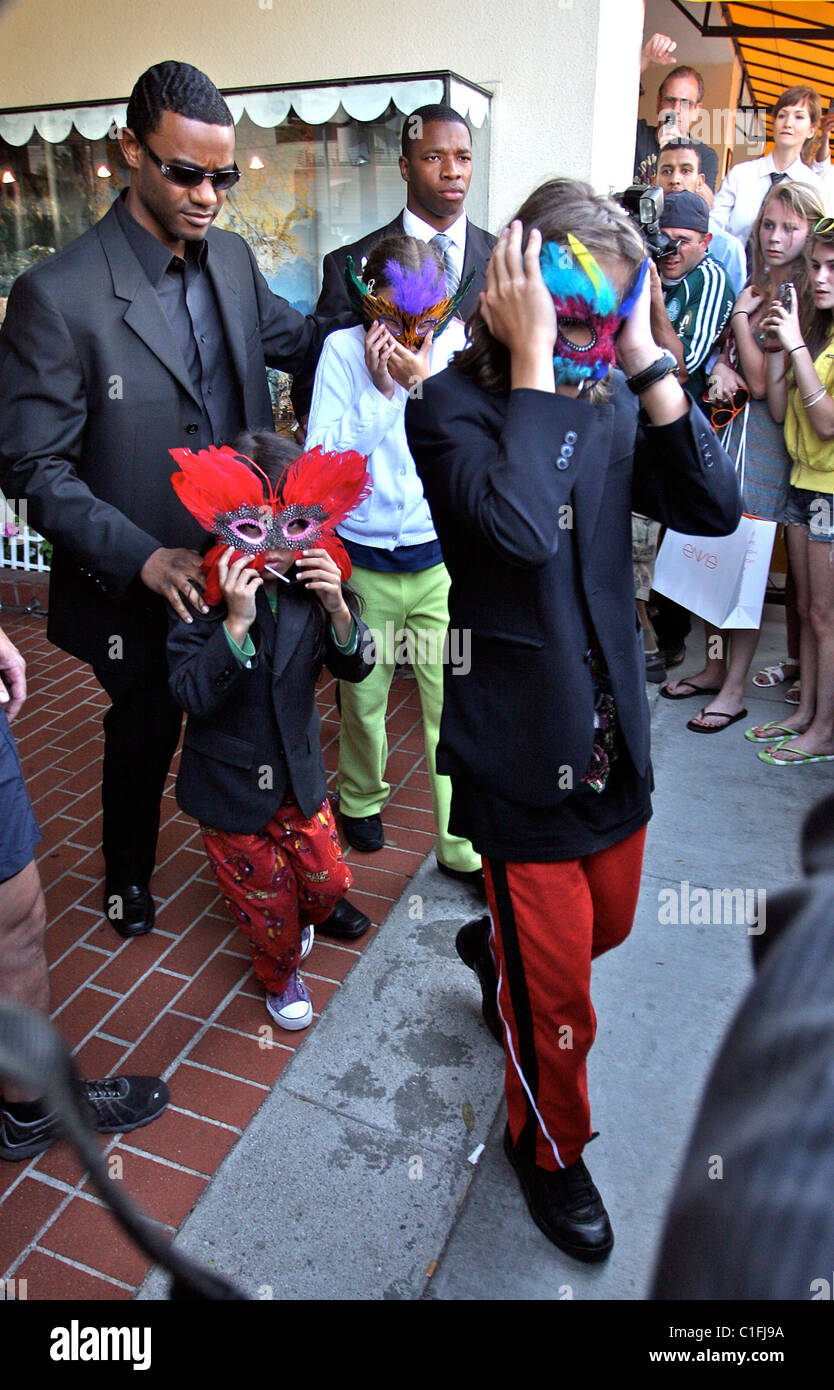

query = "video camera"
(616, 184), (681, 263)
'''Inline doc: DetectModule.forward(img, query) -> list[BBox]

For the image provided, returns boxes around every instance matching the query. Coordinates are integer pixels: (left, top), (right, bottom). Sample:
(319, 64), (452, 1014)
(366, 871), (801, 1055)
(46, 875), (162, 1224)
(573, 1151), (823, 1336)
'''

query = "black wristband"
(789, 344), (808, 356)
(625, 350), (678, 395)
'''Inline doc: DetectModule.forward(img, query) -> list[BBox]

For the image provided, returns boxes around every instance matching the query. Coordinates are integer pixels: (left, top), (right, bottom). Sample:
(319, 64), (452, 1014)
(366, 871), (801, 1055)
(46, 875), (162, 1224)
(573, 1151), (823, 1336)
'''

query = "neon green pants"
(337, 562), (480, 873)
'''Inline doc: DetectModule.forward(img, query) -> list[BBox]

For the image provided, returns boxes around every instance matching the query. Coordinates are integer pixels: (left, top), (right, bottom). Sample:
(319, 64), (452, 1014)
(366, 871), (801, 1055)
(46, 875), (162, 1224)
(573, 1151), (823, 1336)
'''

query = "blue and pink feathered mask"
(539, 234), (649, 386)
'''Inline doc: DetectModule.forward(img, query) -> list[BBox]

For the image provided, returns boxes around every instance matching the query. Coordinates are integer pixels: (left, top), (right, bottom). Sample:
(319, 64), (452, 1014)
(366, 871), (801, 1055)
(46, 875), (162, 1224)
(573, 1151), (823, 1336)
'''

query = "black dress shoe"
(455, 916), (502, 1045)
(436, 859), (487, 901)
(341, 813), (384, 853)
(103, 884), (155, 938)
(503, 1125), (614, 1262)
(315, 897), (371, 940)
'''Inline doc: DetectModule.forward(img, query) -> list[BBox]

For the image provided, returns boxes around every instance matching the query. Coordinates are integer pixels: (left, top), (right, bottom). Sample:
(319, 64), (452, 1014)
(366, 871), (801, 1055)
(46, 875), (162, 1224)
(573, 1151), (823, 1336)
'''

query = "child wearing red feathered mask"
(166, 430), (375, 1031)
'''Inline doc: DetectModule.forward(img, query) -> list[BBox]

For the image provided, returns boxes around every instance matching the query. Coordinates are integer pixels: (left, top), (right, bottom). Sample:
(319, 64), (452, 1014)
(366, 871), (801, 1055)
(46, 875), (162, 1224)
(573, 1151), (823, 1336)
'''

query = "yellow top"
(784, 343), (834, 491)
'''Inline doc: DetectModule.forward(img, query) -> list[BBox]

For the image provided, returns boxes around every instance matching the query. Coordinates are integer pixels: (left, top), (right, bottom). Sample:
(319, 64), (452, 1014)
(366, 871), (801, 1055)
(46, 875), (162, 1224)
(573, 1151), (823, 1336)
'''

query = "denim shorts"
(0, 704), (41, 885)
(783, 485), (834, 542)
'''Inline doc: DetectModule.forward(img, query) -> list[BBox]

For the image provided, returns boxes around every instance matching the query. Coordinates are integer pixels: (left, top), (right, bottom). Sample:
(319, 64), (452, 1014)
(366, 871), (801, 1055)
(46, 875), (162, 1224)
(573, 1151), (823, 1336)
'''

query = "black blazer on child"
(168, 583), (374, 832)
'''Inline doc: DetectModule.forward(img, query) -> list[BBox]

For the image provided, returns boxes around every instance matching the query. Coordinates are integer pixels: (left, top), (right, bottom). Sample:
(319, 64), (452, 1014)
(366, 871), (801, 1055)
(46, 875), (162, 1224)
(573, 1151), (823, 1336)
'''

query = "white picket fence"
(0, 494), (51, 573)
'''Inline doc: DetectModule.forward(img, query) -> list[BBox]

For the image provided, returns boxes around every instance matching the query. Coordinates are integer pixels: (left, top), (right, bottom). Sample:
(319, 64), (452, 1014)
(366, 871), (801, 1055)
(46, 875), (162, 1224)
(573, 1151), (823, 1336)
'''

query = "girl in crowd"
(753, 217), (834, 764)
(306, 234), (483, 889)
(711, 85), (830, 251)
(167, 432), (375, 1029)
(404, 180), (740, 1260)
(662, 181), (824, 729)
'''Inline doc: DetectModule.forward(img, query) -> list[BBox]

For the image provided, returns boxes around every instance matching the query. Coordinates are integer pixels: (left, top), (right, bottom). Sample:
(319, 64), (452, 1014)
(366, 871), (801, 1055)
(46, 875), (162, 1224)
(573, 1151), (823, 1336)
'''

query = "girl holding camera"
(754, 216), (834, 764)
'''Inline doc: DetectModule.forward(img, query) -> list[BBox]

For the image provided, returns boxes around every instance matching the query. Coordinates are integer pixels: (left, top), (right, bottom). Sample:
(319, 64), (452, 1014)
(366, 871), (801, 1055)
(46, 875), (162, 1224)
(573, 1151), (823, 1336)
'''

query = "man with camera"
(634, 190), (735, 683)
(634, 65), (719, 204)
(653, 190), (735, 400)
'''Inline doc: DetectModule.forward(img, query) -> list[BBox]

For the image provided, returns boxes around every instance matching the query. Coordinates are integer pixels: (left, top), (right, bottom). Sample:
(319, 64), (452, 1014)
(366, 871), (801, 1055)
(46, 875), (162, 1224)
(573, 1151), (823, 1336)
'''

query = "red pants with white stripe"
(483, 825), (647, 1171)
(202, 797), (351, 994)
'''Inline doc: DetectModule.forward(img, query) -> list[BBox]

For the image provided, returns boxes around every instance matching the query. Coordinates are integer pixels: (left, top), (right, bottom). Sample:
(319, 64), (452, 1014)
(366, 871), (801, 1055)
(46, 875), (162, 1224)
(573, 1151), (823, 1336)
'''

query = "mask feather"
(381, 257), (446, 316)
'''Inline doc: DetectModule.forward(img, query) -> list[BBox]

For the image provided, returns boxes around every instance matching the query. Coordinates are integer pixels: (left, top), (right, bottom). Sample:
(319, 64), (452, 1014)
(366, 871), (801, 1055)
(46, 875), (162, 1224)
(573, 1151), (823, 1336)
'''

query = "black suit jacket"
(0, 201), (347, 679)
(291, 212), (495, 418)
(405, 370), (742, 807)
(167, 584), (374, 828)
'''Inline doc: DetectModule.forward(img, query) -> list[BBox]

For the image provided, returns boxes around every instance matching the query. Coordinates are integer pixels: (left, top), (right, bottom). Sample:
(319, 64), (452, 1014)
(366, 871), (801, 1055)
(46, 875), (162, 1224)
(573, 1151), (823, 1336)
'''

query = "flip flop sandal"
(745, 721), (800, 743)
(784, 680), (801, 705)
(752, 660), (799, 688)
(686, 707), (748, 734)
(659, 680), (720, 701)
(758, 742), (834, 765)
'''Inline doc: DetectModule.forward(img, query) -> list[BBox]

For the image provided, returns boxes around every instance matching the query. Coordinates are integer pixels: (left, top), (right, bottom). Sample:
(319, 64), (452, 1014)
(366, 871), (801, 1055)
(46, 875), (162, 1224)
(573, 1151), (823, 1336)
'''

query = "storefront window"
(0, 75), (490, 422)
(0, 75), (490, 299)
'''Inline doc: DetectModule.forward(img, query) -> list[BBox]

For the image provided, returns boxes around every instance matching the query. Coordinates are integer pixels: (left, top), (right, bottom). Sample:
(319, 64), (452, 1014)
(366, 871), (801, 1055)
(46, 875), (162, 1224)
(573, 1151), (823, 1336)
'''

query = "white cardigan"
(306, 320), (466, 552)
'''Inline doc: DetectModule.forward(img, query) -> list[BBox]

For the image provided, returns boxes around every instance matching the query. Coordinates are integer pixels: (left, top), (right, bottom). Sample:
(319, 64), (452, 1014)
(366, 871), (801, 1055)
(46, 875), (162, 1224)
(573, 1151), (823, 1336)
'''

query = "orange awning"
(673, 2), (834, 136)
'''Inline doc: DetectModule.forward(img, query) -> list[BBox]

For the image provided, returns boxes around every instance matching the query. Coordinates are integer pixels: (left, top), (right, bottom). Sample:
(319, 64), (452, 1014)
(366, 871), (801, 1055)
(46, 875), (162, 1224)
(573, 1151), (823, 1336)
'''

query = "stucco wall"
(0, 0), (646, 224)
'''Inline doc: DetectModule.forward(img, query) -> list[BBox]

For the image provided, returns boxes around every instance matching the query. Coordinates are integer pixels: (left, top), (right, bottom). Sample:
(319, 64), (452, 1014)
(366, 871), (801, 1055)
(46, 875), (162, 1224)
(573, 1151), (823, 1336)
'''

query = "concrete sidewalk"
(138, 609), (827, 1301)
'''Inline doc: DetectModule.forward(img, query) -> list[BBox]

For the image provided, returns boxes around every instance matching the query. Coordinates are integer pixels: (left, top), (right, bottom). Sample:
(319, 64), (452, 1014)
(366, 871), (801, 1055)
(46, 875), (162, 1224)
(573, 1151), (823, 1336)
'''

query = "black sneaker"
(503, 1125), (614, 1262)
(341, 813), (384, 853)
(0, 1076), (169, 1161)
(455, 916), (502, 1045)
(0, 1104), (63, 1161)
(80, 1076), (169, 1134)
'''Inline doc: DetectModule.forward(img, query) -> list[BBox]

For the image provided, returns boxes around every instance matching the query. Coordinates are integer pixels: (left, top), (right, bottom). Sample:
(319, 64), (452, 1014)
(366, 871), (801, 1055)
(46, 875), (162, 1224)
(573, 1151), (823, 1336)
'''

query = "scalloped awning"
(0, 75), (490, 147)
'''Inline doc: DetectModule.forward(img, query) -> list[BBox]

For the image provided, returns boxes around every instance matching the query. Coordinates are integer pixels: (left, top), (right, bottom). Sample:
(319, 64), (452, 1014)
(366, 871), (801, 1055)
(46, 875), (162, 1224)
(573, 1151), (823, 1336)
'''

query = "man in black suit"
(291, 103), (495, 424)
(0, 61), (357, 940)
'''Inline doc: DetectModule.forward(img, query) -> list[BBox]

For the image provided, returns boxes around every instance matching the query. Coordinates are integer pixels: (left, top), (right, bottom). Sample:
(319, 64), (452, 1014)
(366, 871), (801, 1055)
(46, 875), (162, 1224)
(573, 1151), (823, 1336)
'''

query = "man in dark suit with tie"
(291, 103), (495, 425)
(0, 61), (358, 941)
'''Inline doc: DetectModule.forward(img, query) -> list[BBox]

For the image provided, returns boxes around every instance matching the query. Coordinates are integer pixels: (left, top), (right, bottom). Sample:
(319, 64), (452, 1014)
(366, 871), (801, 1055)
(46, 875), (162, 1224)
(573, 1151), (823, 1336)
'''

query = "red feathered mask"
(169, 443), (371, 605)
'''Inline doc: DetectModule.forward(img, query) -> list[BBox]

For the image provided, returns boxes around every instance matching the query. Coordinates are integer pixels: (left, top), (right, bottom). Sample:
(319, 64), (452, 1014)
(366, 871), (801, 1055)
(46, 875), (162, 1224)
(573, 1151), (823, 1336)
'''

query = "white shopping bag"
(653, 515), (777, 628)
(652, 400), (776, 629)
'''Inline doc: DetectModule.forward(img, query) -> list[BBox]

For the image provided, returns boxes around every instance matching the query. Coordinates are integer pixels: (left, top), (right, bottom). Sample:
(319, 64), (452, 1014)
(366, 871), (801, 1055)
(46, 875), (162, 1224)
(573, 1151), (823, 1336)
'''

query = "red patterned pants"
(202, 797), (351, 994)
(484, 825), (647, 1171)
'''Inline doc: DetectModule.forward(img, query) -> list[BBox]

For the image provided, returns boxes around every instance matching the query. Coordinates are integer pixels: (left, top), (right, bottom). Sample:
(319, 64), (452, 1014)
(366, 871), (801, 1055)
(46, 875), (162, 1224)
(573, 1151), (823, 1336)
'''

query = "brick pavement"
(0, 611), (437, 1299)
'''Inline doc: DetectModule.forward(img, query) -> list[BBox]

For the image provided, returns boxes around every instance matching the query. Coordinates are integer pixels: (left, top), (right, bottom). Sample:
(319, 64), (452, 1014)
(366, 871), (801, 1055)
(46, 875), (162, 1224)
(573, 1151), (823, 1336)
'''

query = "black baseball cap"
(659, 190), (710, 234)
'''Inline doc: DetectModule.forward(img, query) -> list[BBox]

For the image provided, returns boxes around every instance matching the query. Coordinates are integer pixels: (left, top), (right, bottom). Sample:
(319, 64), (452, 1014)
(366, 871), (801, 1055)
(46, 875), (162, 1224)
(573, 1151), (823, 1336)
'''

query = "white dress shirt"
(306, 319), (467, 550)
(402, 207), (467, 283)
(710, 152), (832, 248)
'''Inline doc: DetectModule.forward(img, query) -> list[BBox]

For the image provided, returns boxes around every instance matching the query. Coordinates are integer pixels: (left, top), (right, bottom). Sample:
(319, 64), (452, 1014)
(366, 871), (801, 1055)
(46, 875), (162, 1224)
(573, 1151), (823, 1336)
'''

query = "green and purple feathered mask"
(345, 253), (474, 349)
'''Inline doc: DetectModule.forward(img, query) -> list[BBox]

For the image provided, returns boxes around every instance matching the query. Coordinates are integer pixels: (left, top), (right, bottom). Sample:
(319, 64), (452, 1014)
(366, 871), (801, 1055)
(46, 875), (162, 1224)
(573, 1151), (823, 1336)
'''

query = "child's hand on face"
(364, 321), (397, 399)
(387, 330), (434, 393)
(294, 547), (350, 621)
(218, 546), (262, 645)
(479, 222), (557, 358)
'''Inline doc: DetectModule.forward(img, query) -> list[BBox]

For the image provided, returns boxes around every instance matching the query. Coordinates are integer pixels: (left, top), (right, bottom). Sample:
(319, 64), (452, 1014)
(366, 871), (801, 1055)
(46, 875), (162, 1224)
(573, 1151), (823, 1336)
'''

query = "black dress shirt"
(113, 192), (241, 447)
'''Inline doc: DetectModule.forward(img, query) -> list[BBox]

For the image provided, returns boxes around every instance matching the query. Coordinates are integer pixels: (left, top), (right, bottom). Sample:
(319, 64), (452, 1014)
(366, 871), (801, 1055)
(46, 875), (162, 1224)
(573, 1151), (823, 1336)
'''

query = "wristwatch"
(625, 350), (679, 395)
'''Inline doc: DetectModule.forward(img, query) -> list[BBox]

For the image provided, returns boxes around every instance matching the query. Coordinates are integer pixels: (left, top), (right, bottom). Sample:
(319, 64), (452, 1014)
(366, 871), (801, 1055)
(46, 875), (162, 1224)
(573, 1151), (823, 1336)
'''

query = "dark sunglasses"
(701, 384), (749, 431)
(142, 141), (240, 191)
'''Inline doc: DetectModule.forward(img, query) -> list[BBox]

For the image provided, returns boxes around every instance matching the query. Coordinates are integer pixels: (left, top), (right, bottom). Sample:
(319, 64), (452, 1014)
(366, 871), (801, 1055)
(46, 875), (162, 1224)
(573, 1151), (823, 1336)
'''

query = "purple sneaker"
(266, 970), (313, 1031)
(300, 924), (314, 961)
